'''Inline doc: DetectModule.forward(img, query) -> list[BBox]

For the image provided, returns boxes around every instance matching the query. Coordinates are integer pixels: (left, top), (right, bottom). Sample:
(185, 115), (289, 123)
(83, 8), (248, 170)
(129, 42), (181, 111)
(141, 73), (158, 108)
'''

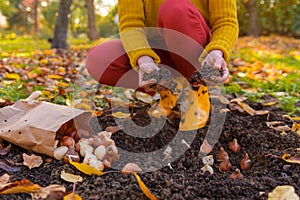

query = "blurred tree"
(87, 0), (100, 41)
(51, 0), (72, 49)
(33, 0), (40, 36)
(244, 0), (260, 36)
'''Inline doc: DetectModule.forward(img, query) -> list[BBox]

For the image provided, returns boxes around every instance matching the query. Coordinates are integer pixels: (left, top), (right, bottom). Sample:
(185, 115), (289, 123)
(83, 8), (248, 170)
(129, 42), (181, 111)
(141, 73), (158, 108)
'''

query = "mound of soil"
(1, 98), (299, 200)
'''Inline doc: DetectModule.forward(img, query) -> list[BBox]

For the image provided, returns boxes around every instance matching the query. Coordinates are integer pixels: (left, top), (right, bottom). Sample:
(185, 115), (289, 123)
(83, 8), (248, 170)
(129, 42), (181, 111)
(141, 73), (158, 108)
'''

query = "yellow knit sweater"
(118, 0), (239, 69)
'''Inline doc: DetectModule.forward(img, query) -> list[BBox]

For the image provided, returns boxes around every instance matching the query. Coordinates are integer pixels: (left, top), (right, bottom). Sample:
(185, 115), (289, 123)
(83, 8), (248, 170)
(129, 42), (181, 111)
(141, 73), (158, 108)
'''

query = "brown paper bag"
(0, 94), (92, 157)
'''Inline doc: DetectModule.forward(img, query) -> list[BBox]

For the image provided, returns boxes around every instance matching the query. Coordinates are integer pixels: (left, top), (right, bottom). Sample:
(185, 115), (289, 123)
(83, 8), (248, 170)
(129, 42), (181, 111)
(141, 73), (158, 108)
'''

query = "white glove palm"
(138, 56), (159, 92)
(201, 50), (229, 85)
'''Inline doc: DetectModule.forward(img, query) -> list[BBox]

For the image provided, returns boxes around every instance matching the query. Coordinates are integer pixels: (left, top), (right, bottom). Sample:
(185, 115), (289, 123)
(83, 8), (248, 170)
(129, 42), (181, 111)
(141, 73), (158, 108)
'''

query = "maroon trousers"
(86, 0), (210, 90)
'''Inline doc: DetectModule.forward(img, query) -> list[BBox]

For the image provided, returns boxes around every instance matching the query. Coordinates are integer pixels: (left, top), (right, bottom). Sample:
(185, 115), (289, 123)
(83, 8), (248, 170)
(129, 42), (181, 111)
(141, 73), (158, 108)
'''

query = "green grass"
(227, 38), (300, 115)
(0, 36), (299, 115)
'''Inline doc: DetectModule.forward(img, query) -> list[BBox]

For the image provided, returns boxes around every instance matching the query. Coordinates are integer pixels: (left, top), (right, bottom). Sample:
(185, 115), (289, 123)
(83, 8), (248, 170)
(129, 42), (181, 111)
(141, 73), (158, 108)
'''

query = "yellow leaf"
(56, 82), (70, 88)
(262, 101), (277, 106)
(283, 115), (300, 135)
(64, 192), (82, 200)
(60, 171), (83, 183)
(5, 73), (20, 80)
(282, 154), (300, 164)
(47, 75), (63, 79)
(268, 185), (299, 200)
(111, 111), (131, 119)
(0, 179), (41, 195)
(68, 159), (106, 176)
(133, 173), (157, 200)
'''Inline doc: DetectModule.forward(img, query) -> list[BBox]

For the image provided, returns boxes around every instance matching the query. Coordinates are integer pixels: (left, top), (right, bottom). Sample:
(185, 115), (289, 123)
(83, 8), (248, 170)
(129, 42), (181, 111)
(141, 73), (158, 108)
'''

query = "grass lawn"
(0, 35), (299, 115)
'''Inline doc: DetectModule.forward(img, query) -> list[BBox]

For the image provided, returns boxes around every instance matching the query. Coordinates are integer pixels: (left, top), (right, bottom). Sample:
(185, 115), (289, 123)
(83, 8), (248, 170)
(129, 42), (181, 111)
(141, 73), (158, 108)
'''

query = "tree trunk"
(33, 0), (40, 37)
(244, 0), (260, 37)
(51, 0), (72, 49)
(86, 0), (100, 41)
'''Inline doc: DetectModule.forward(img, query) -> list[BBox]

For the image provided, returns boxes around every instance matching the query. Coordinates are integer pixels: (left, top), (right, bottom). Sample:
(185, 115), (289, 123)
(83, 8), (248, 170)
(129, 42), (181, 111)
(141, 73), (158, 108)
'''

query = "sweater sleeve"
(118, 0), (161, 70)
(199, 0), (239, 63)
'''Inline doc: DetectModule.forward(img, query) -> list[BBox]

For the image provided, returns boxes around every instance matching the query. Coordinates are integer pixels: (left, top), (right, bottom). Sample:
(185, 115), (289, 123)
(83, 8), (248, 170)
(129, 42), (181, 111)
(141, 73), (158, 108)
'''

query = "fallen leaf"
(105, 126), (122, 134)
(63, 192), (83, 200)
(22, 153), (43, 170)
(47, 75), (63, 79)
(133, 172), (157, 200)
(262, 101), (277, 106)
(122, 163), (142, 174)
(135, 92), (153, 104)
(268, 185), (299, 200)
(68, 159), (106, 176)
(282, 154), (300, 164)
(5, 73), (21, 80)
(0, 179), (41, 195)
(60, 171), (83, 183)
(111, 111), (131, 119)
(0, 143), (11, 156)
(32, 184), (66, 200)
(0, 174), (10, 189)
(266, 121), (291, 132)
(0, 159), (20, 173)
(283, 115), (300, 135)
(231, 97), (269, 116)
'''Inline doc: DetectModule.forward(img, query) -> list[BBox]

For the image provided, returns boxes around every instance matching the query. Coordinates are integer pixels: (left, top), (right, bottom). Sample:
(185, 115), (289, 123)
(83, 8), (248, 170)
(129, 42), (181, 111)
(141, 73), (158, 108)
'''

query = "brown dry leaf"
(32, 184), (66, 200)
(0, 143), (11, 156)
(231, 98), (269, 116)
(64, 192), (83, 200)
(22, 153), (43, 170)
(60, 171), (83, 183)
(0, 159), (21, 173)
(68, 159), (106, 176)
(133, 172), (157, 200)
(282, 154), (300, 164)
(268, 185), (299, 200)
(122, 163), (142, 174)
(0, 179), (41, 195)
(0, 174), (10, 189)
(266, 121), (291, 132)
(105, 126), (122, 134)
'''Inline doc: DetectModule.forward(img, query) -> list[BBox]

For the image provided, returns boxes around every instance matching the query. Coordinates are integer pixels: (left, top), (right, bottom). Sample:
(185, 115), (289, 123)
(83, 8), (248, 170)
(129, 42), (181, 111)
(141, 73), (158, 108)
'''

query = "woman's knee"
(86, 39), (125, 82)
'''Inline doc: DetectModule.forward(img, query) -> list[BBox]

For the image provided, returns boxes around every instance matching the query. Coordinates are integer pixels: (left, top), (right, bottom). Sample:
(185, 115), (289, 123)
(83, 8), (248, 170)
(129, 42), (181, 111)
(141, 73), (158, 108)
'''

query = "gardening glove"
(201, 50), (229, 85)
(138, 56), (159, 92)
(138, 56), (170, 92)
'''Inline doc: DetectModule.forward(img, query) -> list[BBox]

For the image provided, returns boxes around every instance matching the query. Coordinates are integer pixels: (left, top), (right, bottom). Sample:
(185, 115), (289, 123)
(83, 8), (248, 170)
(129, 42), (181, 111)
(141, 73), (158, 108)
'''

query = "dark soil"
(1, 97), (300, 200)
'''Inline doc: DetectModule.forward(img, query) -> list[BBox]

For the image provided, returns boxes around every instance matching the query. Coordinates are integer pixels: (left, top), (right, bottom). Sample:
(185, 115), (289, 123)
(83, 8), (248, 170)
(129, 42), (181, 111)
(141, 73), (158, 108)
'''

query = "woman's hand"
(138, 56), (159, 92)
(201, 50), (229, 85)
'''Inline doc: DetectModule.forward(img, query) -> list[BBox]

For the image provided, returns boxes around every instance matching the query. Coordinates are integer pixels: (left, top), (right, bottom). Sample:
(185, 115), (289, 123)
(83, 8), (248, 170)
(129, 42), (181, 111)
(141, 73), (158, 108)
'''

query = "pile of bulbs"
(53, 120), (119, 171)
(201, 138), (252, 179)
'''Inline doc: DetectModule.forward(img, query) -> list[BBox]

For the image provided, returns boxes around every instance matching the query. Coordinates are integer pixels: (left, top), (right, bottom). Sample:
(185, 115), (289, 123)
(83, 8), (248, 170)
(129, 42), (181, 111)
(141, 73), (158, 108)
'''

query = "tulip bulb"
(201, 164), (214, 175)
(230, 169), (244, 180)
(216, 147), (229, 161)
(228, 138), (241, 153)
(218, 159), (232, 172)
(53, 146), (68, 160)
(240, 153), (252, 171)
